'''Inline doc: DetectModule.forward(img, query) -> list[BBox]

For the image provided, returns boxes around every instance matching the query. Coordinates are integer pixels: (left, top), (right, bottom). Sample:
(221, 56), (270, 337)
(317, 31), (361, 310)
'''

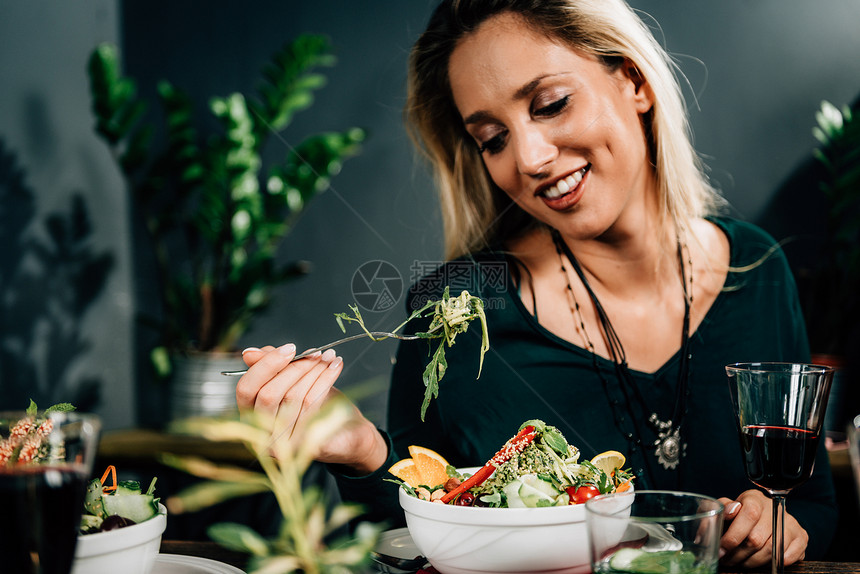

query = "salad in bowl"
(390, 420), (634, 574)
(72, 466), (166, 574)
(390, 419), (633, 508)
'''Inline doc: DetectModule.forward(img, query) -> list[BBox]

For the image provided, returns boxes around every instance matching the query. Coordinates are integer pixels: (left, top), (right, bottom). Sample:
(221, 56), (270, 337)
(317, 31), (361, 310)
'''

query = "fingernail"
(241, 347), (261, 355)
(719, 548), (726, 559)
(321, 348), (336, 361)
(278, 343), (296, 355)
(328, 356), (343, 370)
(726, 502), (741, 515)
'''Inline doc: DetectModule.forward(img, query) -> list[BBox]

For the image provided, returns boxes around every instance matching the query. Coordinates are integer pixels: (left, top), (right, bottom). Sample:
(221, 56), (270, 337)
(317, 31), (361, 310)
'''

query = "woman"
(237, 0), (837, 567)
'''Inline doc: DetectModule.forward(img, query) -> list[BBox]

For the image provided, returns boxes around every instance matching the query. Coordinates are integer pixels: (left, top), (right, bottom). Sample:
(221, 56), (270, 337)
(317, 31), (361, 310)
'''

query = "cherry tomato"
(566, 484), (600, 505)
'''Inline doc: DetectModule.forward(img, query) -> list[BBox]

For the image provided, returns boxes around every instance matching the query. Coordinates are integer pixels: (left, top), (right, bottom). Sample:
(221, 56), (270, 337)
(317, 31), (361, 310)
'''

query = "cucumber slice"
(608, 548), (645, 571)
(79, 513), (104, 533)
(502, 479), (528, 508)
(102, 493), (159, 524)
(517, 481), (555, 508)
(609, 549), (697, 573)
(116, 480), (141, 494)
(83, 478), (105, 517)
(521, 474), (561, 497)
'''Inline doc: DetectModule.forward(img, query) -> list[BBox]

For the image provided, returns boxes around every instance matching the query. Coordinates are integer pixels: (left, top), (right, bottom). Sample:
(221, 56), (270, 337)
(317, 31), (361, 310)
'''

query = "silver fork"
(220, 331), (422, 376)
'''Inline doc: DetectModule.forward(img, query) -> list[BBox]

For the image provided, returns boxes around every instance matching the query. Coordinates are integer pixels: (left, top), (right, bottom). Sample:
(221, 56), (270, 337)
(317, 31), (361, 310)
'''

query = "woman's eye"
(533, 95), (569, 117)
(478, 132), (506, 155)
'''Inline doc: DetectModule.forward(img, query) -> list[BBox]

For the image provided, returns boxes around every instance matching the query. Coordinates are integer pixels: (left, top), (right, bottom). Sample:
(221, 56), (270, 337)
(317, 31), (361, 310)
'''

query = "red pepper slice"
(440, 425), (536, 504)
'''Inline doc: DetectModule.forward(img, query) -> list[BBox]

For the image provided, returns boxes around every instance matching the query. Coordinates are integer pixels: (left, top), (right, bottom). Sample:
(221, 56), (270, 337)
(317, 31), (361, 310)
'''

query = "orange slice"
(388, 458), (423, 487)
(408, 445), (450, 488)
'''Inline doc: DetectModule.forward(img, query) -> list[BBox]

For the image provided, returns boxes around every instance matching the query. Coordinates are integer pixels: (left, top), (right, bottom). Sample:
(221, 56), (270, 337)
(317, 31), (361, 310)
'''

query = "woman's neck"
(554, 209), (680, 301)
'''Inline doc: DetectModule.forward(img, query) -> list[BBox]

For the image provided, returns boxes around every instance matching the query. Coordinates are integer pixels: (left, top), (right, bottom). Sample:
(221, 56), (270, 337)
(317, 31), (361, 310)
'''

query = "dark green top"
(332, 217), (837, 558)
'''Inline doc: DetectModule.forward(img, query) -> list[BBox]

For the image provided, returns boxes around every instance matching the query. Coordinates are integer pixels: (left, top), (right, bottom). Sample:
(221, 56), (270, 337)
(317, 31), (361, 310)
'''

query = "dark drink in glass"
(726, 363), (833, 574)
(0, 465), (89, 574)
(741, 425), (819, 492)
(0, 411), (100, 574)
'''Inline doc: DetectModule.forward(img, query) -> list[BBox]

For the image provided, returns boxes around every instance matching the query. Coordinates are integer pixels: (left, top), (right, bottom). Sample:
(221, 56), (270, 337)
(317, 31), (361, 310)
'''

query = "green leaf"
(253, 34), (336, 136)
(542, 427), (570, 456)
(207, 522), (271, 556)
(292, 73), (327, 91)
(26, 399), (38, 416)
(45, 403), (76, 414)
(249, 556), (303, 574)
(420, 343), (446, 421)
(150, 346), (172, 378)
(623, 550), (697, 574)
(119, 125), (154, 174)
(167, 479), (270, 513)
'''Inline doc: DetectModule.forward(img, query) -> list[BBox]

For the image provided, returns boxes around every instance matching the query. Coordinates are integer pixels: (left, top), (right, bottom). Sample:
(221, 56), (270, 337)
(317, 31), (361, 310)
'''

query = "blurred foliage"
(162, 400), (381, 574)
(807, 100), (860, 356)
(87, 36), (365, 364)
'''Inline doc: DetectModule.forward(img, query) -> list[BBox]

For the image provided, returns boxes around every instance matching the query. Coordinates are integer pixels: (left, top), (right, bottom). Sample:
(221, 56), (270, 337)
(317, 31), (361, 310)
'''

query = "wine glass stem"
(772, 494), (786, 574)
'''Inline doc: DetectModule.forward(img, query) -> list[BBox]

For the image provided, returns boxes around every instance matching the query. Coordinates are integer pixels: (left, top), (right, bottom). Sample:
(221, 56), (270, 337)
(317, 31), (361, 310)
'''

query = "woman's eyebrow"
(463, 74), (556, 125)
(513, 76), (546, 100)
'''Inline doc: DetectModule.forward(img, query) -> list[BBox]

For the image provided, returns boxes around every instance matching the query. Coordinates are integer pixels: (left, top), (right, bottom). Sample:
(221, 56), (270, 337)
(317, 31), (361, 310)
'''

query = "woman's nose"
(513, 126), (558, 176)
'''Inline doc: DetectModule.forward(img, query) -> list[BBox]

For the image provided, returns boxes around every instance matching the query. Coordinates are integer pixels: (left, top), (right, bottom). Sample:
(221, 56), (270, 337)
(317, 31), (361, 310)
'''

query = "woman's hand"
(718, 489), (808, 568)
(236, 343), (388, 475)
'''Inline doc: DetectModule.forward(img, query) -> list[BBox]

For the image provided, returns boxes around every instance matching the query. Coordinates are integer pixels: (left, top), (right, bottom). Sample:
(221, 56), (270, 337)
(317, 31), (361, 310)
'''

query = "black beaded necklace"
(551, 230), (693, 484)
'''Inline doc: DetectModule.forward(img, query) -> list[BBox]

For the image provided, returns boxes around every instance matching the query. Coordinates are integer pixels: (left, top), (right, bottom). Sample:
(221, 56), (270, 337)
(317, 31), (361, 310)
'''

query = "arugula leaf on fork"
(334, 287), (489, 420)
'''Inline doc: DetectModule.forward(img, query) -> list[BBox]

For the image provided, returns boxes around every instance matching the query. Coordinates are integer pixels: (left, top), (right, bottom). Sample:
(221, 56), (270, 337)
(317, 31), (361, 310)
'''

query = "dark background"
(1, 0), (859, 557)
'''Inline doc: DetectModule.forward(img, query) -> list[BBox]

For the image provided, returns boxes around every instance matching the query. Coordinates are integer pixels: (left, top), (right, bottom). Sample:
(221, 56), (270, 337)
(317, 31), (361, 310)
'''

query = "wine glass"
(725, 362), (834, 574)
(0, 410), (101, 574)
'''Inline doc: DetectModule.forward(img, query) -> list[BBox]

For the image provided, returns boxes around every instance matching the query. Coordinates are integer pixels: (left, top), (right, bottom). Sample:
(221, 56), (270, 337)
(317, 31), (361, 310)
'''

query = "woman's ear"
(622, 59), (654, 114)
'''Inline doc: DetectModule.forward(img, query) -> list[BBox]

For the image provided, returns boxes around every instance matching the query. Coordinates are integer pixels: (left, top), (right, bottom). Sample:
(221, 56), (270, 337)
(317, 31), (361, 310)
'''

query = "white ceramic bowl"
(71, 504), (167, 574)
(399, 480), (632, 574)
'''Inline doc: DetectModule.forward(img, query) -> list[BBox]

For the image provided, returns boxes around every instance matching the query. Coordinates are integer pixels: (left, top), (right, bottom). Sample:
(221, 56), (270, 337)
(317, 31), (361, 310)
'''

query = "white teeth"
(542, 166), (587, 199)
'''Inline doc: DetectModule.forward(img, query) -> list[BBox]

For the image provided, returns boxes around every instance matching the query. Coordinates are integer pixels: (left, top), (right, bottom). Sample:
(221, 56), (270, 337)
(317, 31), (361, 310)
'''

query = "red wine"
(0, 465), (88, 574)
(740, 425), (819, 492)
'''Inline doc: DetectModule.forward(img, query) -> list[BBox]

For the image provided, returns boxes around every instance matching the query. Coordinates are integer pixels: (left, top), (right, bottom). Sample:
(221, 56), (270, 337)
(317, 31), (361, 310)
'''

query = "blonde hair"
(407, 0), (723, 260)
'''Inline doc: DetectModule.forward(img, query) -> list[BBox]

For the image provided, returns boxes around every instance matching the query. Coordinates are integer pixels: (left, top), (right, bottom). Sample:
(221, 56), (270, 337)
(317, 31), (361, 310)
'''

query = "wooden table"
(98, 428), (255, 465)
(160, 540), (860, 573)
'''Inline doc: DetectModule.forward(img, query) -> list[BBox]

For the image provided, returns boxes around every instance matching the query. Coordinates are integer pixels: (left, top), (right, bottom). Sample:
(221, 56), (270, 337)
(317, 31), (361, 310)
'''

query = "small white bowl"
(71, 504), (167, 574)
(399, 478), (632, 574)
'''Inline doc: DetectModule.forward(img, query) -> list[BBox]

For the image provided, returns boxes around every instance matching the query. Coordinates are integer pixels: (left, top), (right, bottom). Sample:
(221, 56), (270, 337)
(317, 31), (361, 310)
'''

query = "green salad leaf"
(335, 287), (489, 420)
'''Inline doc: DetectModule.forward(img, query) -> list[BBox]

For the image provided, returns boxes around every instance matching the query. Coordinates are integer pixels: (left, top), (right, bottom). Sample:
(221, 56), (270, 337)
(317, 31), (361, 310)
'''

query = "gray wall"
(0, 1), (132, 428)
(1, 0), (859, 430)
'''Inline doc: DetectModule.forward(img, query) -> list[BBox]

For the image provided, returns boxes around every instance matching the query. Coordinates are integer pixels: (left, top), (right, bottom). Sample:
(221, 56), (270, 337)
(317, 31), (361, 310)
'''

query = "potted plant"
(804, 99), (860, 435)
(87, 35), (364, 421)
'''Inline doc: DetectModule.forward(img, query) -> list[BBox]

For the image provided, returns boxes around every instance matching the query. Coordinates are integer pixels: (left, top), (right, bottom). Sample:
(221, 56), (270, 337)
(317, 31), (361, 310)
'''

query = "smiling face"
(448, 12), (656, 243)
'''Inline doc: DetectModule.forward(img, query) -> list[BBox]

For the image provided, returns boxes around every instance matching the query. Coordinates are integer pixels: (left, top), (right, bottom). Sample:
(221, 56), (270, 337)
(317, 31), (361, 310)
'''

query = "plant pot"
(168, 351), (245, 421)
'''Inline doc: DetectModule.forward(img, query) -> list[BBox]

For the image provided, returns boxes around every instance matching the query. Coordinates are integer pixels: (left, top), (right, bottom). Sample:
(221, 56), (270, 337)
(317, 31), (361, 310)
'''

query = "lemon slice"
(388, 458), (423, 487)
(591, 450), (626, 476)
(408, 445), (450, 488)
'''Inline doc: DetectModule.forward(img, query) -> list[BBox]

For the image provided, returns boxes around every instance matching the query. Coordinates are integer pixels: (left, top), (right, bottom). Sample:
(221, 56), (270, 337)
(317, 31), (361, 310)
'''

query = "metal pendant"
(648, 413), (684, 470)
